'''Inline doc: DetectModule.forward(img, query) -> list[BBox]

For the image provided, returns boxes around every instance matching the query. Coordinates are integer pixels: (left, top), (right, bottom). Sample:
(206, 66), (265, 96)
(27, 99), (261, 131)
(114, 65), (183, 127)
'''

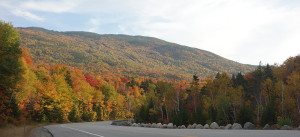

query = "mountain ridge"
(16, 27), (255, 80)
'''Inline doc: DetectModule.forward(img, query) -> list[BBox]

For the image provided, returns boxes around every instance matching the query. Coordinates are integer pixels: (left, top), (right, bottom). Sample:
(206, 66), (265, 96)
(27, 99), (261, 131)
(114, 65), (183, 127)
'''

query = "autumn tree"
(0, 21), (22, 126)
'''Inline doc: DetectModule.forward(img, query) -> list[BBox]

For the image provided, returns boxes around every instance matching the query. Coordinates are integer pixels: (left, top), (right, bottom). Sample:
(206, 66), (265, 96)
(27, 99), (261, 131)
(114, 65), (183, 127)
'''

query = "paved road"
(44, 121), (300, 137)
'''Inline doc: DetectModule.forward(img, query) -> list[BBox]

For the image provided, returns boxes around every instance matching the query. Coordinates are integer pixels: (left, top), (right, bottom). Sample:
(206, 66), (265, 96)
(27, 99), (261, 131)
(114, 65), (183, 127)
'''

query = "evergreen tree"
(236, 104), (253, 125)
(193, 107), (206, 125)
(65, 70), (73, 88)
(260, 98), (276, 126)
(264, 64), (274, 81)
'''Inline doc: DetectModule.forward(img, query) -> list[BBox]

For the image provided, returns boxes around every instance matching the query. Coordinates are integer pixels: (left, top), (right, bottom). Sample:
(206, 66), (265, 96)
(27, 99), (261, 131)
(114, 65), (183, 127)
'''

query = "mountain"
(16, 27), (255, 80)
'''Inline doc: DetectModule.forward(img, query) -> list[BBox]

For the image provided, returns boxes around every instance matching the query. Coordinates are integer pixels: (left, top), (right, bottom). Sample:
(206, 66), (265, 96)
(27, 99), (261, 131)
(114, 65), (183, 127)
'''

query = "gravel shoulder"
(29, 127), (53, 137)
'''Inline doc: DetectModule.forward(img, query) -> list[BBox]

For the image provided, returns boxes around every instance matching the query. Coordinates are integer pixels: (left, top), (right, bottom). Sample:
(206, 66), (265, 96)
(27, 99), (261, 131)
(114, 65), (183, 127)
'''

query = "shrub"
(278, 117), (292, 127)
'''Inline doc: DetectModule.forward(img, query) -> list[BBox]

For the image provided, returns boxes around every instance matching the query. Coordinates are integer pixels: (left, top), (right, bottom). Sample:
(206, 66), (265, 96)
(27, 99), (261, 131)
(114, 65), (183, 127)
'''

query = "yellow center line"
(106, 128), (197, 137)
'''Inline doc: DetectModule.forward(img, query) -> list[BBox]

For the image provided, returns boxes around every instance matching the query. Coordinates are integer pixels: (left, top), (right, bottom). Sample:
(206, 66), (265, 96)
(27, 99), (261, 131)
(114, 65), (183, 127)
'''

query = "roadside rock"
(151, 123), (157, 128)
(173, 125), (177, 129)
(196, 124), (204, 129)
(204, 124), (210, 129)
(157, 123), (162, 128)
(244, 122), (255, 130)
(167, 123), (174, 129)
(232, 123), (242, 129)
(162, 124), (168, 128)
(187, 124), (192, 129)
(281, 125), (292, 130)
(297, 125), (300, 130)
(210, 122), (220, 129)
(146, 123), (151, 127)
(225, 124), (232, 129)
(271, 124), (280, 130)
(220, 126), (224, 129)
(181, 125), (186, 129)
(132, 123), (137, 127)
(263, 124), (270, 130)
(141, 123), (146, 127)
(191, 123), (197, 129)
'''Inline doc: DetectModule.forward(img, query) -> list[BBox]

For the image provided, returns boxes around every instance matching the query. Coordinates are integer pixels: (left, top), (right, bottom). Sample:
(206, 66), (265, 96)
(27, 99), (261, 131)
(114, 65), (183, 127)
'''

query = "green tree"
(260, 98), (277, 126)
(0, 21), (22, 126)
(236, 104), (253, 125)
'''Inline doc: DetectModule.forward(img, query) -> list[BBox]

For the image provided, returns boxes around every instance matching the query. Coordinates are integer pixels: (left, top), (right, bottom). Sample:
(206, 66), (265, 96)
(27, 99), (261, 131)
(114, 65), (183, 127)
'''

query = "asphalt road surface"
(44, 121), (300, 137)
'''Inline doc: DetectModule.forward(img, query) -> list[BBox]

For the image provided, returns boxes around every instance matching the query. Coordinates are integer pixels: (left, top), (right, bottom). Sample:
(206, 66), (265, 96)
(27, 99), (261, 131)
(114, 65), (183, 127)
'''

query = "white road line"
(61, 125), (104, 137)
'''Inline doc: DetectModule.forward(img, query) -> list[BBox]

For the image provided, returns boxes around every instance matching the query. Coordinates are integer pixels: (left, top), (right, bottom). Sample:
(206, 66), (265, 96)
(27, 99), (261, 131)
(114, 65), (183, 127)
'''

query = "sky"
(0, 0), (299, 65)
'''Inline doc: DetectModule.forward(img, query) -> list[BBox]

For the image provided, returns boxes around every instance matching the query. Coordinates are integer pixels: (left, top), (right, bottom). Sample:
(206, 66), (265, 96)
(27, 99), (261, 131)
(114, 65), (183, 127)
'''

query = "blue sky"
(1, 0), (299, 65)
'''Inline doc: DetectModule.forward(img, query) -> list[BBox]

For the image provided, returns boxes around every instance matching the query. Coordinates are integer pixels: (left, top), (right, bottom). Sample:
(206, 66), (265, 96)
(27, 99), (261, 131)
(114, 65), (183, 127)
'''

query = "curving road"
(44, 121), (300, 137)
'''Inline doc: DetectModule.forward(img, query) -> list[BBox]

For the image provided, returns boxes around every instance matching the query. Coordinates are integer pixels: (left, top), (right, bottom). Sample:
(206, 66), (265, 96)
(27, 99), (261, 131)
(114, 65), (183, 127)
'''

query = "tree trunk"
(255, 96), (260, 122)
(160, 104), (164, 121)
(163, 95), (169, 120)
(177, 90), (180, 112)
(297, 98), (300, 115)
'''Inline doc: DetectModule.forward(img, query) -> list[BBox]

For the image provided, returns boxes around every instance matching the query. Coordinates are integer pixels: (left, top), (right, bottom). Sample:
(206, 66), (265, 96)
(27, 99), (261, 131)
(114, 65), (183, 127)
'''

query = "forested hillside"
(1, 22), (299, 128)
(17, 27), (255, 80)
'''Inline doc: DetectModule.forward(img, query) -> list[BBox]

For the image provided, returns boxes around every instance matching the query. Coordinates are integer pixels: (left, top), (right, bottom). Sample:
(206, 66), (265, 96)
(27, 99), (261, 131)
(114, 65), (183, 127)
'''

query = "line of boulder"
(120, 121), (300, 130)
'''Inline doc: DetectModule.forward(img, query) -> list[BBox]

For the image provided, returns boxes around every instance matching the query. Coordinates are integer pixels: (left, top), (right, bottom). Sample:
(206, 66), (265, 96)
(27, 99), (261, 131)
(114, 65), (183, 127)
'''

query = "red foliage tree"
(85, 73), (96, 87)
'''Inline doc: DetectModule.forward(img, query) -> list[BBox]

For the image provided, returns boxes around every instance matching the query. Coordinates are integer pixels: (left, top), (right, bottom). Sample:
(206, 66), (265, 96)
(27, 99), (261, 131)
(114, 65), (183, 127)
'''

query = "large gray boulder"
(271, 124), (280, 130)
(181, 125), (186, 129)
(204, 124), (210, 129)
(196, 124), (204, 129)
(151, 123), (157, 128)
(210, 122), (220, 129)
(187, 124), (192, 129)
(191, 123), (197, 129)
(281, 125), (292, 130)
(244, 122), (255, 129)
(157, 123), (162, 128)
(141, 123), (147, 127)
(232, 123), (242, 129)
(132, 123), (137, 127)
(162, 124), (168, 128)
(137, 123), (141, 127)
(225, 124), (232, 129)
(167, 123), (174, 129)
(146, 123), (151, 127)
(263, 124), (270, 130)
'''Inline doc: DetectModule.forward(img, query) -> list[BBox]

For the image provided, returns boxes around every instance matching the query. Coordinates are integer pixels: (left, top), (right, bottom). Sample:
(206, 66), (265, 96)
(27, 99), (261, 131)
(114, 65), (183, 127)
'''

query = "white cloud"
(12, 9), (44, 21)
(2, 0), (300, 65)
(112, 0), (300, 65)
(20, 0), (79, 13)
(87, 18), (100, 32)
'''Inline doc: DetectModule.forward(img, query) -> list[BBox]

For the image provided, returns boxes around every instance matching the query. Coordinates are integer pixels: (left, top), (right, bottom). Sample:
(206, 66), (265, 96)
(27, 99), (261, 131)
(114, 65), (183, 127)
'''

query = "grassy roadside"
(0, 122), (53, 137)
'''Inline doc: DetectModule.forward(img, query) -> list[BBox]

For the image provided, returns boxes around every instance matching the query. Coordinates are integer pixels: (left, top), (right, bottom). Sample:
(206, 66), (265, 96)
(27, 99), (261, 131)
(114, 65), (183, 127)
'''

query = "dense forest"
(16, 27), (255, 80)
(1, 21), (299, 128)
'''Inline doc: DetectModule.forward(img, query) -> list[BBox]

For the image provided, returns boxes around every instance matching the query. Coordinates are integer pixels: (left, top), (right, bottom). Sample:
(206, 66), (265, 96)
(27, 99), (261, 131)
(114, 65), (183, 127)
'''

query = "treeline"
(1, 21), (299, 128)
(136, 57), (300, 127)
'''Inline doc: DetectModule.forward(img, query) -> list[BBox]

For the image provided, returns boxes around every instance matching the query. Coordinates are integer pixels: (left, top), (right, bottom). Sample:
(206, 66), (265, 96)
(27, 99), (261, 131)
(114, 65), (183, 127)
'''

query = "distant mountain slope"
(17, 27), (255, 79)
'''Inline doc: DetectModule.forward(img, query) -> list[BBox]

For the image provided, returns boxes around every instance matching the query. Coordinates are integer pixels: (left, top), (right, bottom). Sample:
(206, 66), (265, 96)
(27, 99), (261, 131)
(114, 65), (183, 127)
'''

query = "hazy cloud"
(20, 0), (78, 13)
(1, 0), (300, 65)
(12, 9), (44, 21)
